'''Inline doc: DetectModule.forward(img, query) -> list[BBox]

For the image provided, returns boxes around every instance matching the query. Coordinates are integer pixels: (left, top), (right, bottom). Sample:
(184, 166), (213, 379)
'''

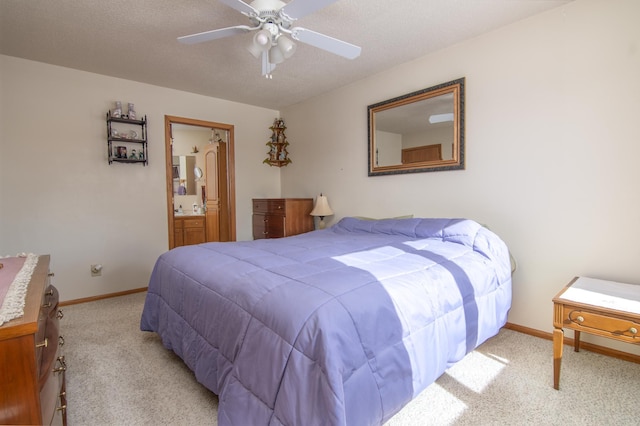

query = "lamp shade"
(310, 194), (334, 217)
(277, 36), (297, 59)
(269, 45), (285, 64)
(247, 29), (272, 58)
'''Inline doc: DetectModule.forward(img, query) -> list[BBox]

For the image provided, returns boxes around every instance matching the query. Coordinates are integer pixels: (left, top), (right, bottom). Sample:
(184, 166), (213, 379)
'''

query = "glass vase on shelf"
(128, 103), (136, 120)
(112, 101), (122, 118)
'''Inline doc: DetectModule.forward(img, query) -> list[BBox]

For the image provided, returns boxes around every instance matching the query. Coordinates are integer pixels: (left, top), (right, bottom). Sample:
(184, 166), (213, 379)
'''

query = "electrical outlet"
(91, 264), (102, 277)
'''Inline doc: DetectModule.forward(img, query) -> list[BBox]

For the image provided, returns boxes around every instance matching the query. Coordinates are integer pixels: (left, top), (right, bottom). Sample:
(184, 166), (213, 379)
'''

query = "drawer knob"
(46, 288), (54, 296)
(57, 309), (64, 319)
(56, 404), (67, 413)
(630, 327), (638, 335)
(59, 335), (65, 346)
(42, 302), (52, 308)
(48, 272), (55, 277)
(36, 338), (48, 348)
(576, 316), (584, 323)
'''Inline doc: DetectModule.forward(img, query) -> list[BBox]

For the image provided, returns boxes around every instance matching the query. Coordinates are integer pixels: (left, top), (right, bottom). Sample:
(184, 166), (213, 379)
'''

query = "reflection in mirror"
(171, 124), (223, 213)
(173, 155), (197, 195)
(368, 78), (464, 176)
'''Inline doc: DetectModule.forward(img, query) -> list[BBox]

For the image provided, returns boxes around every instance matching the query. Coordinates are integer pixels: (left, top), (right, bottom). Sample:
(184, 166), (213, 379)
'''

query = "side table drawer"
(566, 309), (640, 342)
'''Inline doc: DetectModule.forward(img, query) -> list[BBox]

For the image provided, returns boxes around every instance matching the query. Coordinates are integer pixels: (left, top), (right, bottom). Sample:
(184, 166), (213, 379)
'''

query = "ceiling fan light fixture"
(269, 46), (285, 64)
(247, 28), (272, 58)
(277, 36), (296, 59)
(181, 0), (362, 77)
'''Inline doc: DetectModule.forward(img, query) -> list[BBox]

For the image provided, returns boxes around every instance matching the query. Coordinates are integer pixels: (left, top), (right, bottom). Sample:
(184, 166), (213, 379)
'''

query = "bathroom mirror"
(173, 155), (198, 195)
(368, 78), (465, 176)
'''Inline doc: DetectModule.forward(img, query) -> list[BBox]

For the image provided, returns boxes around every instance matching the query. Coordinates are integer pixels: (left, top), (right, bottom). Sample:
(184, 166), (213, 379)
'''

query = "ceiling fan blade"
(290, 27), (361, 59)
(280, 0), (339, 20)
(178, 25), (253, 44)
(219, 0), (258, 17)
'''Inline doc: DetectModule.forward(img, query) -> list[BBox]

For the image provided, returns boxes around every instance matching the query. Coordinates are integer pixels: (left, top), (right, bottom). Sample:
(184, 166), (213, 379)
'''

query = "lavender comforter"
(140, 218), (512, 425)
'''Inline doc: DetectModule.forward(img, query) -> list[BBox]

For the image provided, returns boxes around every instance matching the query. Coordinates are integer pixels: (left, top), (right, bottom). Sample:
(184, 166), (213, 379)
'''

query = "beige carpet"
(62, 292), (640, 425)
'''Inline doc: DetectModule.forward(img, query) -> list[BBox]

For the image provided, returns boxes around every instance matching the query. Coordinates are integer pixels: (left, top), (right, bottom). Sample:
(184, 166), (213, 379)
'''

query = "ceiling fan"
(178, 0), (362, 78)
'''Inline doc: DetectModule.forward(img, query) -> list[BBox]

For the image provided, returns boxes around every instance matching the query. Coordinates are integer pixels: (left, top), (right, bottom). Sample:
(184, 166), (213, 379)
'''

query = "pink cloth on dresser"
(0, 257), (26, 306)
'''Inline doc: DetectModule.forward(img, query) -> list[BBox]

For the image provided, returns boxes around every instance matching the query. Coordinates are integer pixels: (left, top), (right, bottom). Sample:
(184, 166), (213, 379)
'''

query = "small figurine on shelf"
(138, 150), (145, 160)
(129, 149), (137, 159)
(279, 150), (287, 161)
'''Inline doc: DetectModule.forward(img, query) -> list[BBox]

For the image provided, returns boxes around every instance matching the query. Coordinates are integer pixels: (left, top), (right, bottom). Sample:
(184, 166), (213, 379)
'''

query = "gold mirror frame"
(368, 78), (465, 176)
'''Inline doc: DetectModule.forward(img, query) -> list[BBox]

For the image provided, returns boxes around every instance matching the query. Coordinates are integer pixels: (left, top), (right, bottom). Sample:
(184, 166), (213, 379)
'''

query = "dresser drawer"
(253, 199), (285, 214)
(566, 309), (640, 342)
(37, 286), (60, 381)
(253, 214), (285, 239)
(183, 218), (205, 228)
(40, 354), (66, 425)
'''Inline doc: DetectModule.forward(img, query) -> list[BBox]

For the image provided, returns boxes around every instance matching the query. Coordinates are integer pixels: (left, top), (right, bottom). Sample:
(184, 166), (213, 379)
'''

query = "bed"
(140, 217), (512, 425)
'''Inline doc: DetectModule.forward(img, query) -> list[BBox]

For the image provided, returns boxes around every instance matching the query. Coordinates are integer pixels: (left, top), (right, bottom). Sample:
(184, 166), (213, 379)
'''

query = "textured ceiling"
(0, 0), (572, 109)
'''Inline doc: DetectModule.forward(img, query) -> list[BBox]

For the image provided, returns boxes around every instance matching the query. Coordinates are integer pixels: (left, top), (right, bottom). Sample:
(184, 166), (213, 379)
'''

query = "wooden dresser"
(174, 215), (207, 247)
(0, 255), (67, 425)
(252, 198), (314, 239)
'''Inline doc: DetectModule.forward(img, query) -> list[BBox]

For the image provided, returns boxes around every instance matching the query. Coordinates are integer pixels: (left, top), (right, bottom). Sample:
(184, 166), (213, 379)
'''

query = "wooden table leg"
(553, 327), (564, 390)
(574, 330), (581, 352)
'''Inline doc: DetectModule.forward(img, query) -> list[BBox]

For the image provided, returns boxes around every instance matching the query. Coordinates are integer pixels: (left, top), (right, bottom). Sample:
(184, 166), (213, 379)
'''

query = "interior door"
(165, 115), (236, 249)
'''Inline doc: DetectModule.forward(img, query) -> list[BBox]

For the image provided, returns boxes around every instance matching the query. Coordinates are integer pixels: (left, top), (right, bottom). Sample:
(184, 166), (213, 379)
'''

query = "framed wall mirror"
(368, 78), (465, 176)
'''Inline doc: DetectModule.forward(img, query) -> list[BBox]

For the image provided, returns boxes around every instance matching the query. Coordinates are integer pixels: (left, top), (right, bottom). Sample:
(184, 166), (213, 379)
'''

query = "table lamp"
(310, 193), (334, 229)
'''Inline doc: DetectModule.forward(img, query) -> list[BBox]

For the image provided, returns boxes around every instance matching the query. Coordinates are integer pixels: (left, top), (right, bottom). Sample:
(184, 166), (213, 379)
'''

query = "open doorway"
(164, 115), (236, 249)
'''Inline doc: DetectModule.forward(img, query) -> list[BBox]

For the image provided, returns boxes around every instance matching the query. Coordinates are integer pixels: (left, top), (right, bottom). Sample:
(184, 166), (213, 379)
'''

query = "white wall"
(281, 0), (640, 354)
(0, 55), (280, 300)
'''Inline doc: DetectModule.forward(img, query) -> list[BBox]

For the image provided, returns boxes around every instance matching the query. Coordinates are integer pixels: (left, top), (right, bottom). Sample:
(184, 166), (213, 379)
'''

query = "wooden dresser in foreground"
(0, 255), (67, 425)
(252, 198), (314, 239)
